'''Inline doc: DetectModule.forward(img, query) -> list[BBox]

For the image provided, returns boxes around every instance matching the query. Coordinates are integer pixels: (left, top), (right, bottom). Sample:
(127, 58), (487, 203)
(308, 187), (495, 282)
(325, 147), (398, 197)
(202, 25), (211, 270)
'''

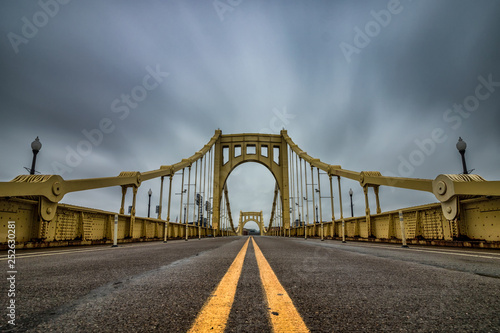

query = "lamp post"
(349, 188), (353, 217)
(30, 137), (42, 175)
(147, 188), (152, 218)
(456, 137), (468, 174)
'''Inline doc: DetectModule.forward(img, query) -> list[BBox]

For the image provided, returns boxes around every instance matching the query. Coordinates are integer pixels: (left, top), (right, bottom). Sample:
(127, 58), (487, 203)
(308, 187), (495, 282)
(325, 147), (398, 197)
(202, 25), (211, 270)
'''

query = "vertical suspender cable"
(338, 176), (346, 243)
(203, 153), (207, 237)
(310, 165), (316, 239)
(198, 156), (203, 239)
(328, 174), (335, 222)
(289, 147), (294, 237)
(185, 165), (192, 241)
(317, 168), (323, 241)
(337, 176), (344, 220)
(165, 174), (173, 243)
(193, 160), (198, 224)
(158, 176), (164, 219)
(221, 188), (225, 236)
(311, 165), (315, 224)
(179, 168), (185, 226)
(304, 159), (309, 238)
(293, 152), (299, 236)
(209, 147), (214, 229)
(299, 156), (305, 239)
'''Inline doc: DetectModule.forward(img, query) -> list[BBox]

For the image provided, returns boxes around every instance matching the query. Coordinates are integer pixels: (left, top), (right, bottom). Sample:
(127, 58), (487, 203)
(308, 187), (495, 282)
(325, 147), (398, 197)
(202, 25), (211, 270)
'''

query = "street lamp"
(456, 137), (468, 174)
(30, 137), (42, 175)
(147, 188), (152, 218)
(349, 188), (354, 217)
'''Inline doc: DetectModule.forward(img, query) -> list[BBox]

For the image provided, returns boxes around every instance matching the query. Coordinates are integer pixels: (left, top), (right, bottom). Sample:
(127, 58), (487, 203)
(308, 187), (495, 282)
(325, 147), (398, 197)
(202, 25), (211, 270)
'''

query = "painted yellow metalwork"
(0, 198), (211, 249)
(212, 132), (291, 232)
(223, 183), (236, 233)
(266, 183), (280, 234)
(290, 197), (500, 247)
(238, 211), (265, 236)
(0, 129), (499, 248)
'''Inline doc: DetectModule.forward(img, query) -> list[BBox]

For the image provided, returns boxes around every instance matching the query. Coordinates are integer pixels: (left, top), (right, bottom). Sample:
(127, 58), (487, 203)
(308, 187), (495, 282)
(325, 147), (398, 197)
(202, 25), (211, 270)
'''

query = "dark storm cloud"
(0, 0), (499, 219)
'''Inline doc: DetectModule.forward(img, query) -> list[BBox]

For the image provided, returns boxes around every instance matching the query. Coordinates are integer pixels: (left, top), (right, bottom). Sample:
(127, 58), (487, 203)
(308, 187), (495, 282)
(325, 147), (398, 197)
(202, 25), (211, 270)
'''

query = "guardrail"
(0, 198), (214, 249)
(289, 196), (500, 248)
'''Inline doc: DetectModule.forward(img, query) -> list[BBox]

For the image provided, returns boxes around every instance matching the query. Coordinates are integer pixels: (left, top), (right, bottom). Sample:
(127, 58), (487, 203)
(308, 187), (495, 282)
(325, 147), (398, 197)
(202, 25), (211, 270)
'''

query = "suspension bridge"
(1, 130), (499, 332)
(1, 130), (499, 246)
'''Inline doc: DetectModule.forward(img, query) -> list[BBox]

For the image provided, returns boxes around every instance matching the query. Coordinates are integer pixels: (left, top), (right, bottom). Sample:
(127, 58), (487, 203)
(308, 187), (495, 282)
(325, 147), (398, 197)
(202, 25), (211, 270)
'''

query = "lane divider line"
(188, 237), (250, 333)
(252, 237), (310, 333)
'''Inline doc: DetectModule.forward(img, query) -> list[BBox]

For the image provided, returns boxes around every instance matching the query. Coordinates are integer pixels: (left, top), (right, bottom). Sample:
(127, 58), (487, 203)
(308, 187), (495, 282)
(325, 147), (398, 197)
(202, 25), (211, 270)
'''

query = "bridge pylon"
(212, 131), (290, 234)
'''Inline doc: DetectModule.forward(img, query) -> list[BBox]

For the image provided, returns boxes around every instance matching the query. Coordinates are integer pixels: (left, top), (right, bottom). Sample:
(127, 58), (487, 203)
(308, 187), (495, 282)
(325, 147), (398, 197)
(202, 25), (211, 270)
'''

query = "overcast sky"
(1, 0), (499, 230)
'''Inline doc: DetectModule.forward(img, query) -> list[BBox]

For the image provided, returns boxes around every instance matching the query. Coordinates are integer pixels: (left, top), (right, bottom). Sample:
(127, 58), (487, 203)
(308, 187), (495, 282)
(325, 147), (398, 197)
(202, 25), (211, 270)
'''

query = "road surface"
(2, 236), (500, 332)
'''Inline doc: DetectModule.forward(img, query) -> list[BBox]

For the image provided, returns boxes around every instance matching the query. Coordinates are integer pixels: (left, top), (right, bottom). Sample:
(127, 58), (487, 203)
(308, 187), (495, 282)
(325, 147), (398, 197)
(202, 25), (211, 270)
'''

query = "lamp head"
(31, 137), (42, 152)
(456, 137), (467, 152)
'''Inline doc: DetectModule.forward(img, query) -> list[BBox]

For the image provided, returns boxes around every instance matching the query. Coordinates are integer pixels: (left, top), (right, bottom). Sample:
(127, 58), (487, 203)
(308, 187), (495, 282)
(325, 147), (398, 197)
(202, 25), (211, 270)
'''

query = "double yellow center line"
(188, 237), (309, 332)
(188, 237), (250, 332)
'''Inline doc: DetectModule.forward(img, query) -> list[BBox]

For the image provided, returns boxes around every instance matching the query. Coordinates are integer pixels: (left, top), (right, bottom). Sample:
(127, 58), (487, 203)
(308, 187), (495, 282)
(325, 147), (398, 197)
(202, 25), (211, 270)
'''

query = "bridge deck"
(2, 237), (499, 332)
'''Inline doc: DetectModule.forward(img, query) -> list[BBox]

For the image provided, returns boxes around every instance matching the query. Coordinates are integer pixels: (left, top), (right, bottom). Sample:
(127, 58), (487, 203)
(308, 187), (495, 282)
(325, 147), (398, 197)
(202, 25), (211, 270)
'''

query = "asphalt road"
(2, 236), (500, 332)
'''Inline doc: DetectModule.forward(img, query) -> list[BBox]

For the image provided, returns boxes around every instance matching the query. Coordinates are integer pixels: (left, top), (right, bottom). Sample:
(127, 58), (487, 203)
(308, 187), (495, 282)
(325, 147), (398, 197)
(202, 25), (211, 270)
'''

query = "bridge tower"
(238, 211), (265, 235)
(212, 130), (290, 234)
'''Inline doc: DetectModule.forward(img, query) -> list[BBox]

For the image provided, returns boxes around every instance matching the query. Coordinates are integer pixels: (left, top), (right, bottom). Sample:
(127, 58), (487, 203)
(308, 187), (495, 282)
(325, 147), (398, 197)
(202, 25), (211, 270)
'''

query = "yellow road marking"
(252, 237), (310, 333)
(188, 237), (250, 333)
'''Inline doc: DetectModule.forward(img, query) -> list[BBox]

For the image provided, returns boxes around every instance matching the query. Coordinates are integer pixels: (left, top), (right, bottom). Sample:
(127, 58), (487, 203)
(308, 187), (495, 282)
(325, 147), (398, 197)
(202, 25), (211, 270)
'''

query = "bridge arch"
(238, 211), (265, 235)
(212, 132), (290, 233)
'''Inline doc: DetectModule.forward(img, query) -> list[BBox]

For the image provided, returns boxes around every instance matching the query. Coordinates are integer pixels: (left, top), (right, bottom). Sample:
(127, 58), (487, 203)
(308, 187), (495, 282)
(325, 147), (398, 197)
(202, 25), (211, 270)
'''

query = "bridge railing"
(0, 197), (215, 249)
(288, 196), (500, 247)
